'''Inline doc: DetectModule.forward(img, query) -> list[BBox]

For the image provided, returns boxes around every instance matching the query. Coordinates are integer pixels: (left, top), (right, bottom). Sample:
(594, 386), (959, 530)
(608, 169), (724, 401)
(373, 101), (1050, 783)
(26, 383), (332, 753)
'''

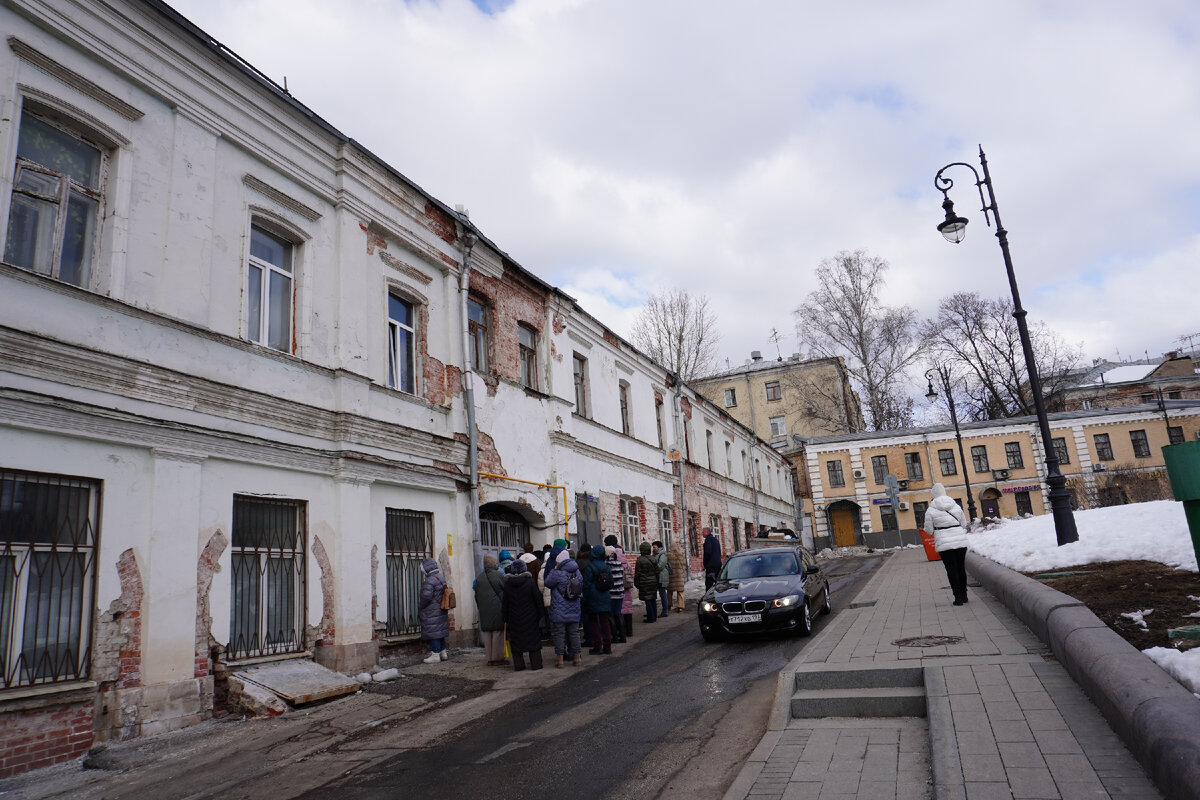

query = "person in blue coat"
(418, 557), (450, 664)
(582, 544), (613, 654)
(543, 549), (583, 667)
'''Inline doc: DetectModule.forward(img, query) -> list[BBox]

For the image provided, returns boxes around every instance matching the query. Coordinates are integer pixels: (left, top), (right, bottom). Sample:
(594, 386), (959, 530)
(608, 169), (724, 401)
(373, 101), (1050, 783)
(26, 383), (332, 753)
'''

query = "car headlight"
(701, 601), (719, 613)
(773, 594), (801, 608)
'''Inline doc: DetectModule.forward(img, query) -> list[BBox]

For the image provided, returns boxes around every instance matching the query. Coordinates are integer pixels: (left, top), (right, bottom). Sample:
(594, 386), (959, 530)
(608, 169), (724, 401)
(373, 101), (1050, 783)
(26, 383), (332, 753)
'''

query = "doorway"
(827, 501), (859, 547)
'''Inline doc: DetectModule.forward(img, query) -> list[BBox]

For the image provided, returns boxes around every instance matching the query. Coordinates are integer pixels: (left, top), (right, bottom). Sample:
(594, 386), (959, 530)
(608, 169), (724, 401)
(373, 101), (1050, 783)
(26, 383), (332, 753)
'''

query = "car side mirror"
(806, 564), (820, 574)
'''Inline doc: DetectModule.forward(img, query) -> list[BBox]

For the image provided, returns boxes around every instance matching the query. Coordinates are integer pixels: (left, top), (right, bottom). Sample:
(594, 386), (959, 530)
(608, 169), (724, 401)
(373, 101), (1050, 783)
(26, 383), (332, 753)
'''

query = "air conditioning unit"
(852, 469), (865, 480)
(991, 469), (1010, 481)
(899, 501), (910, 511)
(1093, 463), (1107, 472)
(897, 479), (909, 490)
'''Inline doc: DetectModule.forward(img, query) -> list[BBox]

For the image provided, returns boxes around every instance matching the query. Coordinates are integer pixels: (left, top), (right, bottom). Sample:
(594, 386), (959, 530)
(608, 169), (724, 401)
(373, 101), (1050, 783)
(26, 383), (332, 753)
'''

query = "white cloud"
(171, 0), (1200, 371)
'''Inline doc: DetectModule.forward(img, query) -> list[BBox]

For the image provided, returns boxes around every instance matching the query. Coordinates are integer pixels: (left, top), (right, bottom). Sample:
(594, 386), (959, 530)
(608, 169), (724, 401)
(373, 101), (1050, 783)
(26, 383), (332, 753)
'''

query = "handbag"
(440, 579), (456, 610)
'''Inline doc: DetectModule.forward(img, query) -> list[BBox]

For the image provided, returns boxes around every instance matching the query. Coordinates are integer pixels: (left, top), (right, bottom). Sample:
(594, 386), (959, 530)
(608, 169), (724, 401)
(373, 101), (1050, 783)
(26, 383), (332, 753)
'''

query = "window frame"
(655, 395), (665, 449)
(518, 324), (538, 390)
(1130, 429), (1151, 458)
(228, 495), (307, 661)
(904, 452), (923, 480)
(246, 223), (296, 352)
(769, 415), (787, 438)
(618, 380), (632, 435)
(384, 509), (432, 637)
(4, 110), (107, 288)
(467, 296), (489, 373)
(1004, 441), (1024, 470)
(1052, 437), (1070, 465)
(1014, 490), (1033, 517)
(870, 455), (888, 484)
(387, 292), (416, 394)
(659, 506), (673, 548)
(0, 469), (100, 690)
(572, 354), (589, 417)
(724, 388), (737, 407)
(1094, 433), (1114, 462)
(970, 445), (990, 473)
(826, 460), (845, 488)
(764, 381), (782, 402)
(1169, 426), (1185, 445)
(619, 497), (640, 552)
(938, 448), (957, 476)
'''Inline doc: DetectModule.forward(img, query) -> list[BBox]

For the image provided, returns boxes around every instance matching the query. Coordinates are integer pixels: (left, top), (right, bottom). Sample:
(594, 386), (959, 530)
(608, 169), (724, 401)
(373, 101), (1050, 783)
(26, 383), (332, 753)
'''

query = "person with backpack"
(472, 555), (507, 667)
(543, 549), (583, 667)
(501, 559), (545, 671)
(582, 544), (613, 654)
(652, 540), (671, 618)
(634, 541), (660, 622)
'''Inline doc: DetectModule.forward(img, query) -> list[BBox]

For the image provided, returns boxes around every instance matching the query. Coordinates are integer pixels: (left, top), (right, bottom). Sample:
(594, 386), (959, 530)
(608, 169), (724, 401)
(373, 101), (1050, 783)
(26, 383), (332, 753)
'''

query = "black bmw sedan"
(697, 545), (831, 641)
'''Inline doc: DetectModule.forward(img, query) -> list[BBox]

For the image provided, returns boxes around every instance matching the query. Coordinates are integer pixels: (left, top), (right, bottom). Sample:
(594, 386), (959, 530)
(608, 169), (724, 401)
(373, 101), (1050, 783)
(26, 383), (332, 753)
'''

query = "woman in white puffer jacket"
(926, 483), (970, 605)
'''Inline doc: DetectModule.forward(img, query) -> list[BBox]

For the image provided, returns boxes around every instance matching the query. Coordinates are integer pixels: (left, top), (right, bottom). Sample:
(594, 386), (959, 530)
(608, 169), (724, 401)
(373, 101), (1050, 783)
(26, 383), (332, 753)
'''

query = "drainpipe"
(743, 367), (761, 532)
(672, 375), (691, 581)
(458, 231), (484, 577)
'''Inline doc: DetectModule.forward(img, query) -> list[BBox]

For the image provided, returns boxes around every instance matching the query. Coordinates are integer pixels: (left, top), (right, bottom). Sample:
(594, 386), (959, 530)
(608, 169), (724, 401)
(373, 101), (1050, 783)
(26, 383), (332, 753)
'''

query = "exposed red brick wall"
(458, 430), (506, 477)
(0, 702), (93, 778)
(114, 549), (143, 690)
(467, 267), (547, 388)
(424, 202), (458, 245)
(680, 397), (693, 419)
(602, 329), (621, 348)
(195, 530), (228, 678)
(311, 536), (336, 647)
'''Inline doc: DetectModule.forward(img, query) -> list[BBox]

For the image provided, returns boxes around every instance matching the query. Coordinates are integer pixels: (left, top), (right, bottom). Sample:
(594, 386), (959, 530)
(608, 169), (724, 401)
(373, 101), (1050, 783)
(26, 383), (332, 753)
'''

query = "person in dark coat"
(652, 540), (671, 617)
(543, 549), (583, 667)
(582, 544), (613, 654)
(702, 528), (722, 589)
(473, 555), (507, 666)
(501, 559), (544, 670)
(575, 545), (593, 647)
(634, 541), (660, 622)
(418, 557), (450, 664)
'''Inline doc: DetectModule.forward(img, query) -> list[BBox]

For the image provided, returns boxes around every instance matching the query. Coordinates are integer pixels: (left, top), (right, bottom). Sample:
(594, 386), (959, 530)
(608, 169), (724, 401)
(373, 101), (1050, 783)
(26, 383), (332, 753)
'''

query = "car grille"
(721, 600), (767, 614)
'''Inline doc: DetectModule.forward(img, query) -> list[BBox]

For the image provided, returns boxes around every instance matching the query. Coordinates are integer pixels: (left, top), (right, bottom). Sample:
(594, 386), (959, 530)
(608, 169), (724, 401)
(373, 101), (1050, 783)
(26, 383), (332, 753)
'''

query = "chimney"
(751, 351), (763, 362)
(1165, 351), (1179, 360)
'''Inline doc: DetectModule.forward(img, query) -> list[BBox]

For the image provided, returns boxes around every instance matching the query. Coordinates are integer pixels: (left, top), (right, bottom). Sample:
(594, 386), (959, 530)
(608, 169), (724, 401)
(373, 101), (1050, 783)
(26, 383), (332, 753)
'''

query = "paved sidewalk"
(725, 548), (1162, 800)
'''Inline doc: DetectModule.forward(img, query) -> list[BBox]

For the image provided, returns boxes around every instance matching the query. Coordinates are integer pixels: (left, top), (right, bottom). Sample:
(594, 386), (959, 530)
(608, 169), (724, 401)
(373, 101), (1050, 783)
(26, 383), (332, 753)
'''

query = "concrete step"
(791, 685), (927, 719)
(794, 666), (924, 691)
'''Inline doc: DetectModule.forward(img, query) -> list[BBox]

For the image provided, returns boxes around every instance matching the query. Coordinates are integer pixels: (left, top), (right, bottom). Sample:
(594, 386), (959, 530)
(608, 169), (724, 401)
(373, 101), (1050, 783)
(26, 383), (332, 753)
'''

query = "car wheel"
(819, 586), (832, 616)
(796, 599), (812, 637)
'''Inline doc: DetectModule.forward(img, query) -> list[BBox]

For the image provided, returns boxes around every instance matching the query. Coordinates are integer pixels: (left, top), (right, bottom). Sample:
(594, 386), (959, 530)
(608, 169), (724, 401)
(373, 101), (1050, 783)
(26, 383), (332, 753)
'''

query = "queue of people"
(419, 538), (690, 671)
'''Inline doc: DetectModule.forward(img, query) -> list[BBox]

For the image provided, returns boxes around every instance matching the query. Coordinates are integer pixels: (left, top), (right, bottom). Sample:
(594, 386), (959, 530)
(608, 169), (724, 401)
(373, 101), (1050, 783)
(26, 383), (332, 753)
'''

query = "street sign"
(883, 473), (901, 508)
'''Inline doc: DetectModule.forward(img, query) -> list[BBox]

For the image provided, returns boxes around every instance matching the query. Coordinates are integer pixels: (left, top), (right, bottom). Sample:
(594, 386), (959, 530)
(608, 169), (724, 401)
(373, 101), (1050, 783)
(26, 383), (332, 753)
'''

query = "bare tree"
(630, 289), (720, 381)
(794, 250), (923, 431)
(921, 293), (1082, 421)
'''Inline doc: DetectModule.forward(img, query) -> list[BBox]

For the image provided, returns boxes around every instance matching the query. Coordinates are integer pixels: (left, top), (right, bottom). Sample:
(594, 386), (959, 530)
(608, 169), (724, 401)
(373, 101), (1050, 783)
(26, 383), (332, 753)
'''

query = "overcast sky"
(169, 0), (1200, 383)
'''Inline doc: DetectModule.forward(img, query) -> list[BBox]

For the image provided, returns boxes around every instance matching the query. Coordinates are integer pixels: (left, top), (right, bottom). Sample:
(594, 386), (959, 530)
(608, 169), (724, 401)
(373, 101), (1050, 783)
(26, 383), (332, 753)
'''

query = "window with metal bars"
(228, 496), (306, 661)
(385, 509), (432, 637)
(0, 470), (98, 689)
(480, 505), (527, 560)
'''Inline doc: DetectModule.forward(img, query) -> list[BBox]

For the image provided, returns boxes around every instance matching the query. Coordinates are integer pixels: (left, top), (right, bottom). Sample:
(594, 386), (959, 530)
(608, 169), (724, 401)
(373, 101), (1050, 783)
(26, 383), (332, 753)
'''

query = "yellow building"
(788, 402), (1200, 550)
(692, 351), (864, 447)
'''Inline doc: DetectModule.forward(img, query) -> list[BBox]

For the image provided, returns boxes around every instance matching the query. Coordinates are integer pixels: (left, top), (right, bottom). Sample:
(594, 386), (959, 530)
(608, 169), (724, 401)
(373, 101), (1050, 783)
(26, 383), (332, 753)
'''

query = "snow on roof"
(1086, 363), (1157, 385)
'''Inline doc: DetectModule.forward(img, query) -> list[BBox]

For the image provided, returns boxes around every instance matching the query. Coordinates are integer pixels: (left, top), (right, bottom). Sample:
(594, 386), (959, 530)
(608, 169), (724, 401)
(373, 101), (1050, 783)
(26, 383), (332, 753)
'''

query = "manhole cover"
(892, 635), (964, 648)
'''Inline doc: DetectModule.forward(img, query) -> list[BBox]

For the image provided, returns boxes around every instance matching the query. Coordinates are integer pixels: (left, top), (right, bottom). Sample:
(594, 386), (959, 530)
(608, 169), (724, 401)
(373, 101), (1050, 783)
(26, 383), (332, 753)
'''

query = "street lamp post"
(934, 146), (1079, 545)
(925, 365), (978, 523)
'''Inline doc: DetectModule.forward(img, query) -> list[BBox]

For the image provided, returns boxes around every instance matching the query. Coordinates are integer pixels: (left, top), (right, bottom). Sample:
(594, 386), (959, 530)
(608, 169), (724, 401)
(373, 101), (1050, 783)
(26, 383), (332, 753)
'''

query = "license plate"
(727, 613), (761, 624)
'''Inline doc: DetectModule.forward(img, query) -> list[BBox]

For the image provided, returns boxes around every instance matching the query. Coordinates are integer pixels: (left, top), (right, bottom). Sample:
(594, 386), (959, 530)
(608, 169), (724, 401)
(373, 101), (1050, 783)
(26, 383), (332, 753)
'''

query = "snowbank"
(1143, 646), (1200, 697)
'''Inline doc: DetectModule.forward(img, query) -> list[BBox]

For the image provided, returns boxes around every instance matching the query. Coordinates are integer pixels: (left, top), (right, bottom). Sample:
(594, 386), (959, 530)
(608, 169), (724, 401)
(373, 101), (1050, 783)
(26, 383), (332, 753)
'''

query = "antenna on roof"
(769, 328), (783, 360)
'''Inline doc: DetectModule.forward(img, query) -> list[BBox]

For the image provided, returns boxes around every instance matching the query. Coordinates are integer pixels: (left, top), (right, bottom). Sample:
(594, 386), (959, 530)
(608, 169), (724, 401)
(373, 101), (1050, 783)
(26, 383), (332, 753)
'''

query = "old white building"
(0, 0), (793, 775)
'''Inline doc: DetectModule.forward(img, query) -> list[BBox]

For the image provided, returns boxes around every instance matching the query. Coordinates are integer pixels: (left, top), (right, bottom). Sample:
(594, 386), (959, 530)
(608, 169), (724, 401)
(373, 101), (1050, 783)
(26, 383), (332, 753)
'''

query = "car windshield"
(720, 552), (799, 580)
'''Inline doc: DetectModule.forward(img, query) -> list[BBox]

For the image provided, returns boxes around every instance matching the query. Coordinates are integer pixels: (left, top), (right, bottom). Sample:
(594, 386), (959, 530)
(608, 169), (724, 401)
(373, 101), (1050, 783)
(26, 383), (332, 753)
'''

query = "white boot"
(439, 650), (449, 661)
(422, 652), (440, 664)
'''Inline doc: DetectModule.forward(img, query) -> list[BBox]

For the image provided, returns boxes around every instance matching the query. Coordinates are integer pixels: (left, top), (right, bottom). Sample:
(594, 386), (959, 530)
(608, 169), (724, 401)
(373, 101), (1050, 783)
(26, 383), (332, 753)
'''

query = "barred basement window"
(385, 509), (432, 637)
(0, 470), (99, 689)
(229, 496), (306, 661)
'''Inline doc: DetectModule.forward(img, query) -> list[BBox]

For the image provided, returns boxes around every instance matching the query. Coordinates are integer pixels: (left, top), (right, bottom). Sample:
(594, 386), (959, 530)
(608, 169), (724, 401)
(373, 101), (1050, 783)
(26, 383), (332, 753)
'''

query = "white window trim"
(387, 293), (417, 394)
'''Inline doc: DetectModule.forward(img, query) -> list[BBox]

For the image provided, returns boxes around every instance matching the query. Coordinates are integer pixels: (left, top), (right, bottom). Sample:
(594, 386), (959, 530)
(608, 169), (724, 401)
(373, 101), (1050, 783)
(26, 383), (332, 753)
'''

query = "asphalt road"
(299, 554), (885, 800)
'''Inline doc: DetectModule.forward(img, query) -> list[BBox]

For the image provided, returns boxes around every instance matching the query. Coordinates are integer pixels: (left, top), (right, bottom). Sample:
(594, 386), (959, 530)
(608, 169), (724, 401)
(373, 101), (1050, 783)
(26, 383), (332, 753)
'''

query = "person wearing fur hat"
(543, 549), (583, 667)
(667, 543), (687, 612)
(582, 544), (613, 654)
(634, 541), (660, 622)
(418, 558), (450, 664)
(473, 555), (507, 666)
(501, 559), (545, 670)
(927, 483), (970, 605)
